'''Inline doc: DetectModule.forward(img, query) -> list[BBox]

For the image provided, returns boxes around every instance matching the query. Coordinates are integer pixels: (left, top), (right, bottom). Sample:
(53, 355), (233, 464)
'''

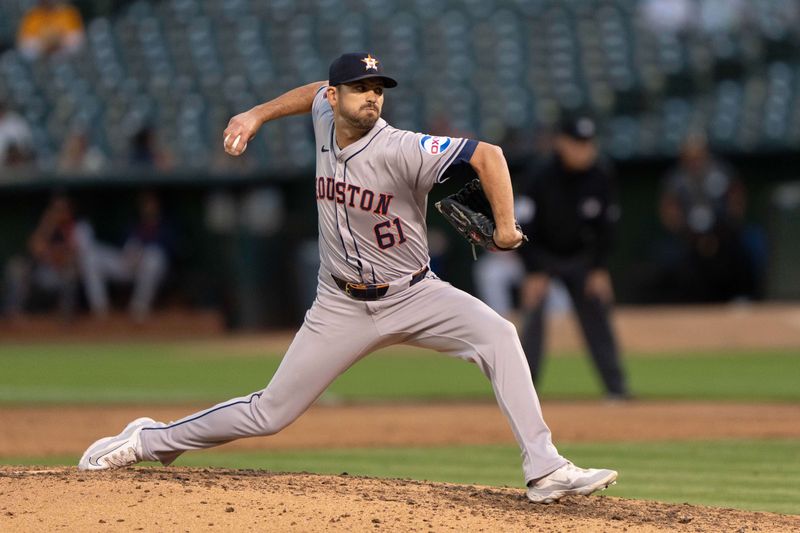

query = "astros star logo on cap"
(361, 54), (379, 71)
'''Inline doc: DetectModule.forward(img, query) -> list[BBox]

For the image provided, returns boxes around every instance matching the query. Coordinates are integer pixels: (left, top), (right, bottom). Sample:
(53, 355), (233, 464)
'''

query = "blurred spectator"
(2, 193), (92, 319)
(57, 126), (107, 174)
(699, 0), (745, 34)
(129, 125), (174, 171)
(79, 191), (174, 321)
(639, 0), (694, 35)
(16, 0), (85, 61)
(517, 115), (630, 400)
(425, 114), (474, 139)
(0, 99), (35, 171)
(648, 133), (759, 302)
(473, 252), (525, 319)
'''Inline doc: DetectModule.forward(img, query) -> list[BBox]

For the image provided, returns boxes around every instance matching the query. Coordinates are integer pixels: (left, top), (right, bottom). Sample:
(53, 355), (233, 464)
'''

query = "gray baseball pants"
(140, 274), (567, 483)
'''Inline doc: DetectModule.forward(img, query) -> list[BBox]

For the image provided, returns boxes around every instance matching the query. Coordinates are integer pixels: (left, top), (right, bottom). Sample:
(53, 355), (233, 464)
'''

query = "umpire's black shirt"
(518, 154), (619, 273)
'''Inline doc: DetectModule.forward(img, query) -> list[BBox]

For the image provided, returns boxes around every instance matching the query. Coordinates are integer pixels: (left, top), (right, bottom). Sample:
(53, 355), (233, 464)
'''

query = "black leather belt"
(332, 266), (429, 301)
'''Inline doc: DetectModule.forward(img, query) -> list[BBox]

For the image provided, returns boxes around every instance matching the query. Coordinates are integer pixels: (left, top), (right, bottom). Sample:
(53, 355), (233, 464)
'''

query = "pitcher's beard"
(342, 107), (380, 132)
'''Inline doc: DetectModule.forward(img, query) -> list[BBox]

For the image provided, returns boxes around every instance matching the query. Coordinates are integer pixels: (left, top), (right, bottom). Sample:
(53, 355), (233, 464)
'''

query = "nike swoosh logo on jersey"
(321, 146), (330, 152)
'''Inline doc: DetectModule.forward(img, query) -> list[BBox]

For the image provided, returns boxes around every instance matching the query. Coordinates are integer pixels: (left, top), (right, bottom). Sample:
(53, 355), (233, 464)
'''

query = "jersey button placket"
(335, 163), (359, 276)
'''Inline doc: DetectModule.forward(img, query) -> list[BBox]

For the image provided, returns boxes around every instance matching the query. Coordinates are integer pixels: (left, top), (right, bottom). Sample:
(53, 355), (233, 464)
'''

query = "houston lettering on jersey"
(315, 176), (394, 215)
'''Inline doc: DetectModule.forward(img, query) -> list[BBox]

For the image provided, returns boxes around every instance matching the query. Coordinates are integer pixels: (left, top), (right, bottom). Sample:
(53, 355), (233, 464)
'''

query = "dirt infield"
(2, 304), (799, 531)
(3, 304), (800, 352)
(2, 467), (798, 532)
(3, 401), (800, 531)
(2, 401), (800, 456)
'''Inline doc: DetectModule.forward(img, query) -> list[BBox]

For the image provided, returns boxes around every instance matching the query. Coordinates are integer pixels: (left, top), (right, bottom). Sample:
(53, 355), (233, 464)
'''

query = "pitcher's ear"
(326, 85), (338, 105)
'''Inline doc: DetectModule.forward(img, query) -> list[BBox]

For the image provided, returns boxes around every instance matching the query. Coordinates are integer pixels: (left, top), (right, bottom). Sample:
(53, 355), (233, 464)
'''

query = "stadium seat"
(1, 0), (800, 173)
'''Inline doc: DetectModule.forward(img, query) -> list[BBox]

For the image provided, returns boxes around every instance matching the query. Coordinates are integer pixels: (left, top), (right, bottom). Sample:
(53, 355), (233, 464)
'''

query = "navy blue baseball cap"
(328, 52), (398, 88)
(558, 115), (597, 141)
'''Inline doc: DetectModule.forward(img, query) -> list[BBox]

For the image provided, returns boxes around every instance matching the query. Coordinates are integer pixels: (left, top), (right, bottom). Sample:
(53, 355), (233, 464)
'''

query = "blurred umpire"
(517, 115), (630, 399)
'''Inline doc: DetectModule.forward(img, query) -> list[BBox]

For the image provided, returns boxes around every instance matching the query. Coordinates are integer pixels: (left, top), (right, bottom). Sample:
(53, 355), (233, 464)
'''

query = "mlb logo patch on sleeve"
(420, 135), (452, 155)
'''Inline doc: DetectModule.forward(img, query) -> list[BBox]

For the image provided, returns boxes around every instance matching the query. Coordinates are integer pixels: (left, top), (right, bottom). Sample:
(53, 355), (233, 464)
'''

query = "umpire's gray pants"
(139, 275), (567, 484)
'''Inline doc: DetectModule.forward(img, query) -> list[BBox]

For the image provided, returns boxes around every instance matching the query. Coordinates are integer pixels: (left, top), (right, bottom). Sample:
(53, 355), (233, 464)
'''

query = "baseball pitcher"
(78, 52), (617, 504)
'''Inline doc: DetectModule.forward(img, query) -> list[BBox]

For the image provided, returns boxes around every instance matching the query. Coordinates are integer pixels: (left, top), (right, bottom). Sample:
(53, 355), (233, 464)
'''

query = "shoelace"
(562, 463), (580, 474)
(103, 446), (137, 468)
(562, 462), (588, 474)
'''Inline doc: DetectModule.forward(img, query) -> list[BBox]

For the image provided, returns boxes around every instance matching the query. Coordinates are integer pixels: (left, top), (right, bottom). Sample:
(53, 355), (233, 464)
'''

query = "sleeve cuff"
(436, 138), (479, 183)
(456, 139), (479, 163)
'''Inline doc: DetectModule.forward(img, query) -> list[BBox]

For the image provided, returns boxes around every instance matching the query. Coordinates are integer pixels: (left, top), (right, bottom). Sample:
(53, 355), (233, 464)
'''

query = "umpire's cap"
(328, 52), (398, 88)
(558, 114), (597, 141)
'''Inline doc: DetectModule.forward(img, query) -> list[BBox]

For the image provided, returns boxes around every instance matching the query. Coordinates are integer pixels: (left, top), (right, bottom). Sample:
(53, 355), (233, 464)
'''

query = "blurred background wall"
(1, 0), (799, 329)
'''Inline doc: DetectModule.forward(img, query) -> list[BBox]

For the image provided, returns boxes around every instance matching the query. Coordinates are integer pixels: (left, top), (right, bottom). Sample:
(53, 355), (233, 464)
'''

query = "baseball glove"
(434, 178), (527, 259)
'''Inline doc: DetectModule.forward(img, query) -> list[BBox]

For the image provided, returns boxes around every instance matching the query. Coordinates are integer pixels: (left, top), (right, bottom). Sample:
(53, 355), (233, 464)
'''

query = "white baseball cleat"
(526, 462), (618, 503)
(78, 417), (155, 471)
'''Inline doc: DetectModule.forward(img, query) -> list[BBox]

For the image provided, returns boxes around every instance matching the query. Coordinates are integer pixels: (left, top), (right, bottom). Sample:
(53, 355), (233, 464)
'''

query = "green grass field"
(1, 342), (798, 514)
(1, 343), (798, 403)
(6, 440), (799, 514)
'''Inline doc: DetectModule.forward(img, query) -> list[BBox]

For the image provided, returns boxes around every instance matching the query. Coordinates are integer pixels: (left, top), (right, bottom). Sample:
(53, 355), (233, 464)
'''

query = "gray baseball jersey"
(138, 86), (567, 485)
(311, 86), (475, 283)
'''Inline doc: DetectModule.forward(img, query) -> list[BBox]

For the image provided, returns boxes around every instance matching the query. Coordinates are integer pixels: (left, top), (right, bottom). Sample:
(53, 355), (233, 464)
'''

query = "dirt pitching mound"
(2, 467), (798, 532)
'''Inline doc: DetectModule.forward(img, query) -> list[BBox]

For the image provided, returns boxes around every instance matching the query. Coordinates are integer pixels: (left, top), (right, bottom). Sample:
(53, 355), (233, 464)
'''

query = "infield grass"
(5, 439), (799, 514)
(0, 343), (799, 403)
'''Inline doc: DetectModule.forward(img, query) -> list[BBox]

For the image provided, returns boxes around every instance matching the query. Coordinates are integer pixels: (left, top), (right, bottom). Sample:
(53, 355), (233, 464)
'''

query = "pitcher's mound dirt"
(1, 467), (798, 532)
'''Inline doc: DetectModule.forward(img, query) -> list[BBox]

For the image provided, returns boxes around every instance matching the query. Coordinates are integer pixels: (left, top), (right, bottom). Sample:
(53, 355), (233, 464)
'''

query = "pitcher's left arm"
(468, 142), (524, 249)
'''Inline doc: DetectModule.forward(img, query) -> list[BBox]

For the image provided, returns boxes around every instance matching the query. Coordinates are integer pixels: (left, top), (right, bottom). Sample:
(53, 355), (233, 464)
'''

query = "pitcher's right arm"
(223, 80), (327, 156)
